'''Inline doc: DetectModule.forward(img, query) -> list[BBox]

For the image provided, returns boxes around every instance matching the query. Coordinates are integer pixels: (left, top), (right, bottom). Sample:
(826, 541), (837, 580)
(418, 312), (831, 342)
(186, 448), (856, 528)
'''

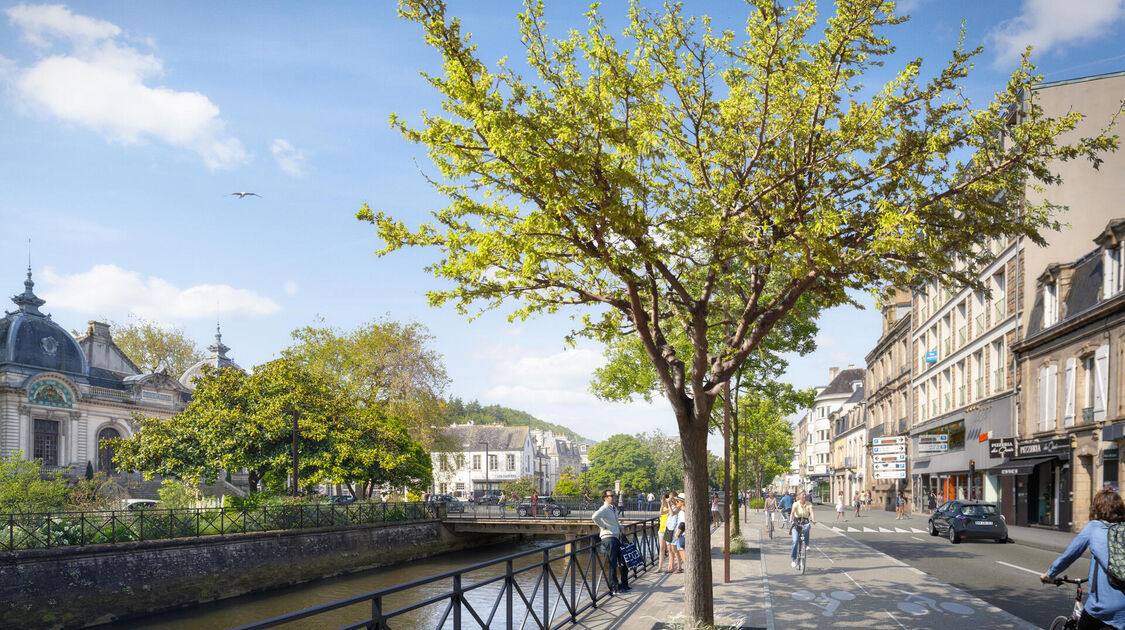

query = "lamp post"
(286, 408), (300, 497)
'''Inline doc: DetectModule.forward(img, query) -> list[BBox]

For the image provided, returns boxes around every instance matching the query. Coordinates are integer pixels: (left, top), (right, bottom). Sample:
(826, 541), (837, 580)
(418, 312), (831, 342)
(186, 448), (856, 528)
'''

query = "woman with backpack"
(1040, 488), (1125, 629)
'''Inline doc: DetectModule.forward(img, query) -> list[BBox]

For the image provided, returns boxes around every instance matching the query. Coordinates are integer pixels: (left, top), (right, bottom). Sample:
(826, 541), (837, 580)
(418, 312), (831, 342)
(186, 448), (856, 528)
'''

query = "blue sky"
(1, 1), (1123, 446)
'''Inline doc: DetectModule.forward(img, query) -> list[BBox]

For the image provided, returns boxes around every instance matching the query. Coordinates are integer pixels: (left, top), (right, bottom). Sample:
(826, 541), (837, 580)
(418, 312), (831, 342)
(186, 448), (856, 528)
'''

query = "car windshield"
(960, 505), (999, 517)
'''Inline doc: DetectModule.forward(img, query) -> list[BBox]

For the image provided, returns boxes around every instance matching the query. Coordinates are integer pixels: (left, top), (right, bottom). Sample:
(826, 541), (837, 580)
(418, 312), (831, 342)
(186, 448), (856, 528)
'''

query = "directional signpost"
(919, 434), (950, 454)
(872, 435), (909, 478)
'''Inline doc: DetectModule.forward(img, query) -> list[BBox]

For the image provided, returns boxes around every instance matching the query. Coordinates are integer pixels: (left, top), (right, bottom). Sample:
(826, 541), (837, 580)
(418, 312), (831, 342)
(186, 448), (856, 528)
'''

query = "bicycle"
(766, 510), (775, 539)
(790, 518), (810, 574)
(1045, 575), (1088, 630)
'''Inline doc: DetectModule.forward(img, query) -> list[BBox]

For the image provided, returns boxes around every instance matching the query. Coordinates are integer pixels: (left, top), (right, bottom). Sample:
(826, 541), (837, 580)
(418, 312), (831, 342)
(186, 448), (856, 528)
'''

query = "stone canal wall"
(0, 519), (511, 629)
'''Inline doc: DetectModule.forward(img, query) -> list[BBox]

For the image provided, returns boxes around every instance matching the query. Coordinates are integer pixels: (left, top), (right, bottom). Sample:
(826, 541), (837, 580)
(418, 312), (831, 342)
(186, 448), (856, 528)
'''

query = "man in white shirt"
(591, 489), (631, 594)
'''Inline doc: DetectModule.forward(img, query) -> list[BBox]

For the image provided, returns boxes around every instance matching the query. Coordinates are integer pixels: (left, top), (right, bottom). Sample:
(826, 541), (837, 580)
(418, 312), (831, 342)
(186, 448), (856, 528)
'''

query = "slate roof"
(845, 384), (865, 405)
(441, 424), (530, 451)
(821, 368), (866, 397)
(1027, 247), (1104, 336)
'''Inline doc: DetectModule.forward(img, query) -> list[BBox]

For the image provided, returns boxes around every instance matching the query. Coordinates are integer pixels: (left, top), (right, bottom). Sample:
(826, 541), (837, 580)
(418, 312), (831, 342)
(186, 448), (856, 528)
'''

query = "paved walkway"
(572, 507), (1043, 629)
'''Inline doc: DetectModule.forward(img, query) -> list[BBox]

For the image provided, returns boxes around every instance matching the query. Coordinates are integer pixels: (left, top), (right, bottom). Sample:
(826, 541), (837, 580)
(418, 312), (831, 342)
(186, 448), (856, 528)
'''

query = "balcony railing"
(975, 313), (985, 336)
(944, 394), (952, 411)
(943, 339), (952, 356)
(993, 301), (1006, 321)
(931, 401), (939, 416)
(975, 378), (984, 399)
(994, 369), (1006, 391)
(958, 327), (967, 348)
(958, 386), (966, 406)
(1083, 407), (1094, 424)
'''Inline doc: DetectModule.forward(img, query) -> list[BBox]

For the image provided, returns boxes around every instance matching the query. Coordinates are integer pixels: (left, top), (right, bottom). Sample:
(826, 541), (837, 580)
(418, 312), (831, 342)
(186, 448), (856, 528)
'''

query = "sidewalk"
(572, 508), (1040, 629)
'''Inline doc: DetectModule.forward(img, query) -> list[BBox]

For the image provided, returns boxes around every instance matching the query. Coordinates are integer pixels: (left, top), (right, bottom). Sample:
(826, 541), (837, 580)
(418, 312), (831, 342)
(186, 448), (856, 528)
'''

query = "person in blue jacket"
(778, 490), (795, 521)
(1041, 488), (1125, 629)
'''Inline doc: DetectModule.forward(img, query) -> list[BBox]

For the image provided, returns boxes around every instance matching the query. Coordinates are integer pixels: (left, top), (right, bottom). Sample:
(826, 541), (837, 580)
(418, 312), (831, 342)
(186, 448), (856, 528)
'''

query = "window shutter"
(1064, 358), (1076, 427)
(1095, 345), (1109, 422)
(1046, 364), (1058, 430)
(1106, 250), (1117, 299)
(1039, 367), (1048, 431)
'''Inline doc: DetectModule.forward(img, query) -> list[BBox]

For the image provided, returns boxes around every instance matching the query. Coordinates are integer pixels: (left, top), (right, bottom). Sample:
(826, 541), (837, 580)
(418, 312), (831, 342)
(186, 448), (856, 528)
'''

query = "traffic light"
(969, 459), (975, 478)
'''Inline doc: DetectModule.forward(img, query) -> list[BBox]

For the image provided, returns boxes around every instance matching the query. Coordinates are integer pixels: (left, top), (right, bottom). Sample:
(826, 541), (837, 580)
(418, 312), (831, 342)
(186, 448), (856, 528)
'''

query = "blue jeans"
(601, 536), (629, 591)
(790, 522), (810, 561)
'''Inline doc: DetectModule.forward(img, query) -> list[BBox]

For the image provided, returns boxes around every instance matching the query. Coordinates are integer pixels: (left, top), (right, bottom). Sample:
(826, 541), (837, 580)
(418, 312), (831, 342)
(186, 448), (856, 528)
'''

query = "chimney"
(828, 366), (839, 381)
(87, 321), (111, 339)
(847, 363), (855, 370)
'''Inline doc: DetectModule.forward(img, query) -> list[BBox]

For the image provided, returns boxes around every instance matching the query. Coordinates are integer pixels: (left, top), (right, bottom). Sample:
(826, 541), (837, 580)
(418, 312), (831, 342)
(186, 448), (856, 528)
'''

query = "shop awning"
(994, 457), (1053, 476)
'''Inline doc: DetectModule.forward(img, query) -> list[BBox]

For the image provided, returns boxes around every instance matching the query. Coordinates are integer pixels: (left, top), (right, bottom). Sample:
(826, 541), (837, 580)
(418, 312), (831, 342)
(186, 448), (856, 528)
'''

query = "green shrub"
(748, 498), (765, 509)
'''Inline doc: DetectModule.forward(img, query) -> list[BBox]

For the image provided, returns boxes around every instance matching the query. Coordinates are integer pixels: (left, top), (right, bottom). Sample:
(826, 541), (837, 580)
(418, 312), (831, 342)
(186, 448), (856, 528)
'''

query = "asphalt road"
(805, 505), (1088, 628)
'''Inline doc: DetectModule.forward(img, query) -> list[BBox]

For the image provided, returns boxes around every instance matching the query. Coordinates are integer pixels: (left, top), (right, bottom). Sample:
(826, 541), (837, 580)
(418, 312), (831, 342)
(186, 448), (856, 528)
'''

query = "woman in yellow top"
(657, 494), (671, 571)
(788, 491), (816, 569)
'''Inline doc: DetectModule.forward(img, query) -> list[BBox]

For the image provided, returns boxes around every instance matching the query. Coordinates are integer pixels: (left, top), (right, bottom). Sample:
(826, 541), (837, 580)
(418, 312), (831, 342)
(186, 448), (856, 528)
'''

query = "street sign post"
(874, 453), (907, 462)
(873, 471), (907, 479)
(873, 444), (906, 454)
(872, 436), (906, 445)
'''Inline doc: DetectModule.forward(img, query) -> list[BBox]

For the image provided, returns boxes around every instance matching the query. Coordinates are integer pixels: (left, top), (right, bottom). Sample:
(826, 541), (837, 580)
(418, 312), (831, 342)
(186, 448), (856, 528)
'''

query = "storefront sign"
(918, 442), (949, 453)
(919, 434), (950, 444)
(874, 471), (907, 479)
(1016, 438), (1068, 458)
(873, 436), (906, 445)
(874, 462), (907, 470)
(873, 444), (905, 454)
(989, 438), (1016, 459)
(874, 453), (907, 462)
(925, 350), (938, 363)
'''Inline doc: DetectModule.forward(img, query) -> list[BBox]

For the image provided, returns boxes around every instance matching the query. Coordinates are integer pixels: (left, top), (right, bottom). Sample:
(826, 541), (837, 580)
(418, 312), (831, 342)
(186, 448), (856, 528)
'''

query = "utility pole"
(287, 408), (300, 497)
(723, 381), (731, 584)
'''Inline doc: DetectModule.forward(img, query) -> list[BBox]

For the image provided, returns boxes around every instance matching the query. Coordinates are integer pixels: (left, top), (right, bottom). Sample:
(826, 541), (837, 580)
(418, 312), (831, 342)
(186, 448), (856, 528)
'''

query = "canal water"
(98, 537), (588, 630)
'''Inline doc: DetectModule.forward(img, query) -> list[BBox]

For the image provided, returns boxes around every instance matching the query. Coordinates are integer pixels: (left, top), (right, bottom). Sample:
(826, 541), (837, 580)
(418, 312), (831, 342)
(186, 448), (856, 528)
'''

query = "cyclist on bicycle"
(1040, 488), (1125, 629)
(788, 491), (815, 569)
(765, 491), (778, 526)
(778, 490), (795, 522)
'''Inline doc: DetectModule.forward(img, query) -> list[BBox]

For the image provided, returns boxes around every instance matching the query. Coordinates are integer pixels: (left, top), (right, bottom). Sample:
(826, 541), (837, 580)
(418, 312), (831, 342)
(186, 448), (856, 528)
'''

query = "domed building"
(0, 267), (233, 474)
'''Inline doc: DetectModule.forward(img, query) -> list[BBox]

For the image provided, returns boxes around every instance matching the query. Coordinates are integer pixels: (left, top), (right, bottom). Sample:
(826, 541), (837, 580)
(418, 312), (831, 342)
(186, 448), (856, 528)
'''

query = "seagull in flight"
(230, 192), (261, 198)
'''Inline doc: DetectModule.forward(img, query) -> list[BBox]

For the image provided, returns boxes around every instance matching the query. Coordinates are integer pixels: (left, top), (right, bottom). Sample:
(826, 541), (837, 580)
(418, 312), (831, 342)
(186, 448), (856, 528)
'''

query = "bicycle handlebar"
(1046, 575), (1088, 586)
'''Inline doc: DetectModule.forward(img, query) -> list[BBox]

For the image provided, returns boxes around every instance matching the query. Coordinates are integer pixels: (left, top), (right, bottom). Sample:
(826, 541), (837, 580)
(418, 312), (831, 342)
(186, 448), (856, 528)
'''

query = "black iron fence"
(440, 496), (661, 520)
(0, 501), (432, 552)
(233, 516), (660, 630)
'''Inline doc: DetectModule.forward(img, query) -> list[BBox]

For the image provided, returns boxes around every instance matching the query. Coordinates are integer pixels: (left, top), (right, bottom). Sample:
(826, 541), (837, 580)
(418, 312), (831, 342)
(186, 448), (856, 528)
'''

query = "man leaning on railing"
(591, 489), (631, 594)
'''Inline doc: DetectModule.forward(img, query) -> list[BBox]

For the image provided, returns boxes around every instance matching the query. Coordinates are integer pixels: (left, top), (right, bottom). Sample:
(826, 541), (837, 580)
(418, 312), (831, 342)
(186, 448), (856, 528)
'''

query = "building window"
(456, 454), (465, 470)
(507, 454), (515, 471)
(1064, 358), (1076, 427)
(1039, 365), (1058, 431)
(97, 427), (120, 473)
(33, 419), (59, 466)
(455, 482), (465, 497)
(439, 454), (450, 471)
(1044, 281), (1059, 327)
(1094, 345), (1109, 423)
(472, 455), (481, 470)
(489, 455), (498, 471)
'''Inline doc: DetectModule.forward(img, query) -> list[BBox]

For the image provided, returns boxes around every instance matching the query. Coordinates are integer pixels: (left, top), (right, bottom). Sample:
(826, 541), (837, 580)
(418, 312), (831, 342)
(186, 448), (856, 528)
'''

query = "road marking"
(997, 561), (1043, 576)
(814, 545), (835, 563)
(759, 528), (775, 630)
(848, 526), (860, 532)
(911, 528), (927, 533)
(884, 610), (909, 630)
(840, 569), (870, 596)
(911, 536), (925, 542)
(864, 527), (877, 532)
(895, 527), (911, 533)
(831, 526), (844, 533)
(879, 527), (894, 533)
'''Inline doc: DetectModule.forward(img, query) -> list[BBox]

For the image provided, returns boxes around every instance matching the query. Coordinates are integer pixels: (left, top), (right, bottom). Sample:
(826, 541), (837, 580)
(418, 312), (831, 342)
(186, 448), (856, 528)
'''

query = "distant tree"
(587, 434), (656, 494)
(286, 317), (450, 447)
(554, 467), (580, 497)
(110, 317), (204, 377)
(500, 475), (537, 498)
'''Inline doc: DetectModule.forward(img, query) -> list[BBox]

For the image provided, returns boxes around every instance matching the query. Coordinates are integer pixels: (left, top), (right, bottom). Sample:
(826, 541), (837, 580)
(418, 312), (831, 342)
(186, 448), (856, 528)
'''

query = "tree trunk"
(731, 414), (740, 538)
(678, 415), (714, 624)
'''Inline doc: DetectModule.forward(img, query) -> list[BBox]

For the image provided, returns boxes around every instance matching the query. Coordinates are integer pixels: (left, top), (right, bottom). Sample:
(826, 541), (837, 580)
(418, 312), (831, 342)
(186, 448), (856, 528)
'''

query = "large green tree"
(586, 434), (656, 493)
(362, 0), (1115, 621)
(109, 317), (205, 377)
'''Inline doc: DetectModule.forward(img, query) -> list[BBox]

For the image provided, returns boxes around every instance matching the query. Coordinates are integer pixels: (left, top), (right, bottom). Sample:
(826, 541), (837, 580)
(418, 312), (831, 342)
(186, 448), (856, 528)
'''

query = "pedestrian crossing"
(820, 523), (928, 534)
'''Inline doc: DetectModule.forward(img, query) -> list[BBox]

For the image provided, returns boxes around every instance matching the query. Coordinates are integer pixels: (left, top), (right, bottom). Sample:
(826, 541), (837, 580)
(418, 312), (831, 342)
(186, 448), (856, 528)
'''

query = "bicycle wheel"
(1047, 615), (1072, 630)
(800, 542), (807, 575)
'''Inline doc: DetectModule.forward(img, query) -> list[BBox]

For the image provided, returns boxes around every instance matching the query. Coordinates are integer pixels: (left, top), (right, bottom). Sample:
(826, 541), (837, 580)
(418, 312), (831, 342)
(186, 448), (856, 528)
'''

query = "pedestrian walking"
(711, 492), (722, 526)
(531, 491), (539, 518)
(591, 489), (631, 594)
(866, 489), (872, 510)
(835, 491), (847, 522)
(658, 494), (672, 572)
(895, 492), (906, 519)
(853, 491), (861, 518)
(928, 490), (938, 512)
(637, 493), (644, 511)
(663, 497), (682, 573)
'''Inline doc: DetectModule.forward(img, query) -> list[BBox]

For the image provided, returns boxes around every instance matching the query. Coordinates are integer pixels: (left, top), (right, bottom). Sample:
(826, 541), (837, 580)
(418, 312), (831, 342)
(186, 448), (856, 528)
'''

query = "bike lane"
(761, 519), (1040, 629)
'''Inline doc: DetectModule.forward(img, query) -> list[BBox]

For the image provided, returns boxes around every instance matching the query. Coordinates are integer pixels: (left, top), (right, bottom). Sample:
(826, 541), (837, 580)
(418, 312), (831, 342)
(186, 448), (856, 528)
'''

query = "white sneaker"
(791, 560), (797, 568)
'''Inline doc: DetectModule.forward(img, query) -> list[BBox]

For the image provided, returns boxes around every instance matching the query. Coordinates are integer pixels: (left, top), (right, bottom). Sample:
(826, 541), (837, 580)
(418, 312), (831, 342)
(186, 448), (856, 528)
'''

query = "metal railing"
(439, 497), (661, 521)
(233, 517), (661, 630)
(0, 502), (432, 552)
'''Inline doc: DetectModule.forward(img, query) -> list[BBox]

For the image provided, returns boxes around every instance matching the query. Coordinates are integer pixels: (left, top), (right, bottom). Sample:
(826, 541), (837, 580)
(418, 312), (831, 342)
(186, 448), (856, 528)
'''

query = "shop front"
(910, 398), (1010, 514)
(996, 437), (1071, 530)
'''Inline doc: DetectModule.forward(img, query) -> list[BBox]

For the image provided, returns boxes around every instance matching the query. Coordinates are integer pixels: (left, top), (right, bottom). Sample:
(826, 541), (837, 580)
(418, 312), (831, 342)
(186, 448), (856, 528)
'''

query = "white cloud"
(270, 138), (306, 177)
(283, 280), (299, 296)
(4, 4), (248, 169)
(988, 0), (1125, 68)
(39, 264), (280, 321)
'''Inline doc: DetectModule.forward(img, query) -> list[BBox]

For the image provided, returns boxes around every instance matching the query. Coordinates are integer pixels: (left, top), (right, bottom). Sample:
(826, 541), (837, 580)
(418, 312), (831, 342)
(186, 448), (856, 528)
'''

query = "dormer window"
(1043, 281), (1059, 327)
(1105, 244), (1123, 299)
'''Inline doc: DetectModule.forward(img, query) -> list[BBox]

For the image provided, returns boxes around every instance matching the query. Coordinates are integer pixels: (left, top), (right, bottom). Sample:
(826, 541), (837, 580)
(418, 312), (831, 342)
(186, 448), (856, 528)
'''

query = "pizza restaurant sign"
(1016, 438), (1069, 458)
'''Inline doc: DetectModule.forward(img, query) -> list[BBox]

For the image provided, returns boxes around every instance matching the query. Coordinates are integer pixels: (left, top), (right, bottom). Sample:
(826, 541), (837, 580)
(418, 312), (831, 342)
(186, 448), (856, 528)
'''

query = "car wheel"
(996, 536), (1008, 544)
(517, 508), (528, 517)
(551, 507), (562, 517)
(929, 521), (938, 536)
(948, 526), (960, 544)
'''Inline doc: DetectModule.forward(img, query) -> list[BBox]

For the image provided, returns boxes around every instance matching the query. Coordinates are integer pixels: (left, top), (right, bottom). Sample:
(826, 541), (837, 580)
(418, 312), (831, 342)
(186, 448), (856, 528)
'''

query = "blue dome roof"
(0, 269), (87, 376)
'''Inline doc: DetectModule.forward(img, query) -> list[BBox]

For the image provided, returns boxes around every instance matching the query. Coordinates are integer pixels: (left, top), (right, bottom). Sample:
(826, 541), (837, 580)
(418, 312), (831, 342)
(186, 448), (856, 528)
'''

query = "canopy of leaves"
(110, 317), (205, 377)
(737, 395), (799, 491)
(500, 475), (537, 497)
(0, 451), (69, 513)
(586, 434), (656, 493)
(285, 317), (450, 448)
(112, 358), (431, 496)
(553, 466), (580, 497)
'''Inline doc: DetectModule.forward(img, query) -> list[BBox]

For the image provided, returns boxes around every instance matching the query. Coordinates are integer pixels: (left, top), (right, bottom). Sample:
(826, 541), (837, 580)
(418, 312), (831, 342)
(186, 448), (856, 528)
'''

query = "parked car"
(928, 501), (1008, 544)
(121, 499), (161, 511)
(326, 495), (355, 504)
(429, 494), (465, 513)
(477, 490), (503, 505)
(516, 496), (570, 518)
